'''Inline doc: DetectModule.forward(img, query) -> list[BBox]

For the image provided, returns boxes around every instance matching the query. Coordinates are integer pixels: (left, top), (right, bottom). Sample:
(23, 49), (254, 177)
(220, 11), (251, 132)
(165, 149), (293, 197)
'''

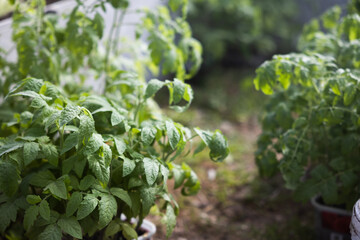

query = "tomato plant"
(0, 0), (229, 239)
(254, 3), (360, 209)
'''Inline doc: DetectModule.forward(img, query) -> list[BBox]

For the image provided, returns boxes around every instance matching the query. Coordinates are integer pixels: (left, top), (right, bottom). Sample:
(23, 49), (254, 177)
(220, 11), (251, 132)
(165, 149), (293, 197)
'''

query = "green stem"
(113, 9), (127, 54)
(104, 9), (120, 73)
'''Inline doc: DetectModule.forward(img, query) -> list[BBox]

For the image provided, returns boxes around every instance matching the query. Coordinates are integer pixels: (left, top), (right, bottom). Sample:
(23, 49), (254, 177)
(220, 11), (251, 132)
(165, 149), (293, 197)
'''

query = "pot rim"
(311, 196), (352, 216)
(138, 219), (157, 240)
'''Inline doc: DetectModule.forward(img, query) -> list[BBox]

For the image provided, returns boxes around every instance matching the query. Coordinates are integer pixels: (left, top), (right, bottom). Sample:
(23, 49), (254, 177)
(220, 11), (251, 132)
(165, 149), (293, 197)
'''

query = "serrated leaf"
(66, 192), (83, 217)
(110, 188), (132, 208)
(57, 217), (82, 239)
(45, 179), (68, 200)
(39, 200), (51, 221)
(38, 224), (62, 240)
(145, 79), (165, 99)
(0, 162), (20, 197)
(123, 158), (136, 177)
(166, 121), (180, 149)
(79, 175), (96, 191)
(23, 142), (40, 165)
(77, 194), (98, 220)
(143, 158), (159, 185)
(141, 127), (157, 145)
(24, 205), (39, 230)
(98, 194), (117, 229)
(26, 195), (42, 204)
(59, 104), (80, 127)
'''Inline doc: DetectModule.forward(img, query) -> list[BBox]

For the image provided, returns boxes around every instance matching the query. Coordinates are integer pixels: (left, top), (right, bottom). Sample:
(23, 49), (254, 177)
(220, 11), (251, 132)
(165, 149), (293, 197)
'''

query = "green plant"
(254, 4), (360, 208)
(0, 0), (229, 239)
(187, 0), (299, 67)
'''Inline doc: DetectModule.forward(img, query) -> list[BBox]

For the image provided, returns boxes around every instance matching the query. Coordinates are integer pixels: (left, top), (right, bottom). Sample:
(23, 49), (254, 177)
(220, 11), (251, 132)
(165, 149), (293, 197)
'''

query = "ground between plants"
(149, 70), (317, 239)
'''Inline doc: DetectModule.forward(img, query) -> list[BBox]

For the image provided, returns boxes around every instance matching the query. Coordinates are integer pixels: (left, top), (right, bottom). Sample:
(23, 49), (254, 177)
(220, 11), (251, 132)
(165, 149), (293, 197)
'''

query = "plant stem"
(104, 9), (120, 73)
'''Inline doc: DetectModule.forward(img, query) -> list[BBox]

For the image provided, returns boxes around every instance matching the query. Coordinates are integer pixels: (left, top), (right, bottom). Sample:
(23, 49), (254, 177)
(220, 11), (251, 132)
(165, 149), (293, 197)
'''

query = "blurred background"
(0, 0), (349, 239)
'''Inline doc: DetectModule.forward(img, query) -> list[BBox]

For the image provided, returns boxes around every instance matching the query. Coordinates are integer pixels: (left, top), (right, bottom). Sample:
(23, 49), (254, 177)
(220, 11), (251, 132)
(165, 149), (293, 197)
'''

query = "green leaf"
(123, 158), (136, 177)
(30, 170), (56, 188)
(61, 132), (79, 154)
(79, 175), (95, 191)
(111, 111), (125, 126)
(0, 141), (24, 157)
(344, 84), (357, 106)
(78, 112), (95, 142)
(166, 121), (180, 149)
(77, 194), (98, 220)
(0, 162), (20, 197)
(0, 202), (18, 232)
(141, 127), (157, 145)
(24, 205), (39, 230)
(42, 144), (59, 166)
(39, 200), (51, 221)
(26, 195), (42, 204)
(59, 104), (81, 127)
(165, 204), (176, 238)
(171, 79), (185, 104)
(57, 217), (82, 239)
(169, 0), (183, 12)
(38, 224), (62, 240)
(143, 158), (159, 185)
(140, 187), (156, 216)
(98, 194), (117, 229)
(208, 131), (229, 162)
(23, 142), (40, 165)
(120, 223), (138, 240)
(110, 188), (132, 208)
(83, 133), (103, 156)
(66, 192), (83, 217)
(145, 79), (165, 99)
(45, 179), (68, 200)
(105, 220), (121, 237)
(88, 152), (110, 184)
(114, 136), (126, 155)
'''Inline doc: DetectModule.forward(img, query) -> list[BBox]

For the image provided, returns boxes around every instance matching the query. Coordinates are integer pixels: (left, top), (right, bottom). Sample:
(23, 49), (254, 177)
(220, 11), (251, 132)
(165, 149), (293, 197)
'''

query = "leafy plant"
(0, 0), (229, 239)
(254, 4), (360, 209)
(187, 0), (299, 68)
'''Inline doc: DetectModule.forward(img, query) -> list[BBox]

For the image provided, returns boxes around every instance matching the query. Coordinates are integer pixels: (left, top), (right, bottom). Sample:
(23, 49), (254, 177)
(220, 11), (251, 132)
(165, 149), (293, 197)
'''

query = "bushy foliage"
(187, 0), (299, 67)
(254, 4), (360, 208)
(0, 0), (229, 239)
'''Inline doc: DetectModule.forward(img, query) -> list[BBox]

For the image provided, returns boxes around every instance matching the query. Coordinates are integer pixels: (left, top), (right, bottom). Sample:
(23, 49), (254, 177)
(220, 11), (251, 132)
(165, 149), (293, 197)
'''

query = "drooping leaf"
(45, 179), (68, 200)
(166, 121), (180, 149)
(57, 216), (82, 239)
(110, 188), (132, 208)
(143, 158), (159, 185)
(66, 192), (83, 217)
(98, 194), (117, 229)
(145, 79), (165, 99)
(77, 194), (98, 220)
